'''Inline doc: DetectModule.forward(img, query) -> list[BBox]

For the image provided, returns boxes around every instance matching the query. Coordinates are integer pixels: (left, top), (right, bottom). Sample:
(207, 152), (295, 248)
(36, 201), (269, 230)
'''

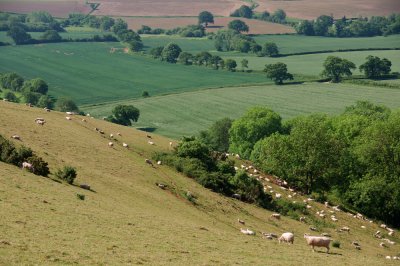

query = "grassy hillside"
(83, 82), (400, 138)
(1, 101), (399, 265)
(0, 42), (269, 105)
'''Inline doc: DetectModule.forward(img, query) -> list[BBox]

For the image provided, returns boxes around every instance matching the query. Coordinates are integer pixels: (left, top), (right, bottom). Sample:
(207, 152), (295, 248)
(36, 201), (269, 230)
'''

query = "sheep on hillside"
(279, 232), (294, 244)
(304, 234), (331, 253)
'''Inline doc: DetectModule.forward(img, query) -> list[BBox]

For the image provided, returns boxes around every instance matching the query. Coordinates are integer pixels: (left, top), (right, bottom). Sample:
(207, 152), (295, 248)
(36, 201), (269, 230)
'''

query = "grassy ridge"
(83, 83), (400, 138)
(0, 42), (269, 105)
(1, 101), (399, 265)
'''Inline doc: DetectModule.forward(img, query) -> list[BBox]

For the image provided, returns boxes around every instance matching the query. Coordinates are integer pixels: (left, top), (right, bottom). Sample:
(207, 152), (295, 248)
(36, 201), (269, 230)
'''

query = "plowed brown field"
(256, 0), (400, 19)
(92, 0), (245, 17)
(126, 17), (295, 34)
(0, 0), (90, 18)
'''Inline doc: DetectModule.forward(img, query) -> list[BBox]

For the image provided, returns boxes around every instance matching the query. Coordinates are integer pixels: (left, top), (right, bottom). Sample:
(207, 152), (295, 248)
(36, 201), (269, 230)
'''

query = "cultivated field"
(226, 50), (400, 76)
(126, 17), (295, 35)
(1, 101), (400, 265)
(0, 0), (90, 18)
(0, 42), (270, 105)
(83, 83), (400, 138)
(256, 0), (400, 19)
(92, 0), (244, 17)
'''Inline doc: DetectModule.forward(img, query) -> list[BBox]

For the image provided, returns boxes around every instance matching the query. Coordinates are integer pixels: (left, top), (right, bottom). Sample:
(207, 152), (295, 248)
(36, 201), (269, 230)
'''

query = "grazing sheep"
(66, 111), (75, 115)
(386, 256), (392, 260)
(148, 141), (155, 145)
(117, 133), (121, 136)
(35, 119), (45, 126)
(110, 134), (113, 138)
(80, 184), (91, 190)
(299, 217), (306, 223)
(332, 206), (341, 212)
(169, 141), (173, 147)
(240, 228), (255, 235)
(304, 234), (331, 253)
(275, 193), (282, 199)
(99, 130), (104, 134)
(279, 232), (294, 244)
(331, 217), (338, 222)
(389, 231), (394, 236)
(122, 143), (129, 148)
(22, 162), (34, 172)
(321, 233), (331, 237)
(155, 182), (167, 189)
(232, 193), (241, 200)
(324, 201), (330, 208)
(340, 227), (350, 233)
(306, 205), (312, 209)
(381, 224), (387, 229)
(108, 142), (113, 147)
(82, 119), (87, 122)
(145, 159), (154, 166)
(361, 226), (366, 229)
(147, 135), (152, 139)
(271, 213), (281, 220)
(238, 219), (245, 225)
(309, 227), (317, 231)
(235, 154), (240, 159)
(352, 241), (360, 247)
(11, 135), (20, 140)
(319, 213), (326, 218)
(374, 231), (381, 238)
(66, 116), (72, 120)
(380, 242), (387, 248)
(157, 161), (162, 165)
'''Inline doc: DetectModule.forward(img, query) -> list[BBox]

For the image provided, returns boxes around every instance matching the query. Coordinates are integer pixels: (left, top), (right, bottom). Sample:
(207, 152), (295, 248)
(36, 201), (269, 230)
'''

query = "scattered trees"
(264, 62), (293, 84)
(359, 55), (392, 79)
(241, 59), (249, 71)
(198, 11), (214, 27)
(199, 118), (233, 152)
(224, 59), (237, 71)
(106, 105), (140, 126)
(7, 25), (32, 44)
(228, 19), (249, 33)
(231, 5), (254, 19)
(262, 42), (279, 57)
(40, 30), (62, 42)
(0, 72), (24, 91)
(55, 97), (79, 113)
(321, 56), (356, 82)
(56, 166), (77, 184)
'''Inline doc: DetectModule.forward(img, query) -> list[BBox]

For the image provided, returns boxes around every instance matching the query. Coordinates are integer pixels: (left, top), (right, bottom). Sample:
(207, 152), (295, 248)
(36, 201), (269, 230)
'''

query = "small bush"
(27, 155), (49, 177)
(332, 240), (341, 248)
(274, 199), (308, 220)
(56, 166), (77, 184)
(76, 193), (85, 200)
(142, 91), (150, 97)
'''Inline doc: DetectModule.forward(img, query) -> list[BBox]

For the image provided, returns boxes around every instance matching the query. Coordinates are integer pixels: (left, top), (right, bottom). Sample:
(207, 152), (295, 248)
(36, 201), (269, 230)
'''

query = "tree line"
(197, 102), (400, 227)
(296, 14), (400, 37)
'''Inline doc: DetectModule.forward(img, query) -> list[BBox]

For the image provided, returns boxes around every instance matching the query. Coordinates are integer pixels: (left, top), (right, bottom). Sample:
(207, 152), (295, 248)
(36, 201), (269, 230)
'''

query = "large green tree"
(359, 55), (392, 79)
(0, 72), (24, 91)
(107, 105), (140, 126)
(231, 5), (253, 18)
(224, 59), (237, 72)
(161, 43), (182, 63)
(229, 107), (282, 159)
(228, 20), (249, 33)
(262, 42), (279, 57)
(55, 97), (79, 112)
(40, 30), (62, 42)
(199, 118), (233, 152)
(198, 11), (214, 27)
(7, 25), (32, 44)
(22, 78), (48, 94)
(321, 56), (356, 82)
(264, 62), (293, 84)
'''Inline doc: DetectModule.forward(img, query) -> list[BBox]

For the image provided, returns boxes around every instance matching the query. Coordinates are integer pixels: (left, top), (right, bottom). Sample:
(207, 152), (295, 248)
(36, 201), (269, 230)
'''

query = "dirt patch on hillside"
(256, 0), (400, 19)
(126, 17), (295, 35)
(0, 0), (90, 18)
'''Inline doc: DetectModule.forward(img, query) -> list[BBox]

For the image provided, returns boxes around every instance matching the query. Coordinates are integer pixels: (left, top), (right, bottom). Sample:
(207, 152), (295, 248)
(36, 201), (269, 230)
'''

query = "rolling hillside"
(1, 101), (399, 265)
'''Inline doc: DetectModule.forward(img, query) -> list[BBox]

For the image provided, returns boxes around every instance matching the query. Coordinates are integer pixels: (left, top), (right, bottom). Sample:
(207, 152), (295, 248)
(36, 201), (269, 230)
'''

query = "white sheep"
(331, 217), (338, 222)
(157, 161), (162, 165)
(275, 193), (282, 199)
(389, 231), (394, 236)
(340, 226), (350, 233)
(66, 116), (72, 120)
(22, 162), (34, 172)
(148, 141), (155, 145)
(110, 134), (114, 138)
(304, 234), (331, 253)
(11, 135), (20, 140)
(108, 142), (113, 147)
(122, 143), (129, 148)
(240, 228), (255, 235)
(279, 232), (294, 244)
(238, 219), (245, 225)
(271, 213), (281, 220)
(299, 217), (306, 223)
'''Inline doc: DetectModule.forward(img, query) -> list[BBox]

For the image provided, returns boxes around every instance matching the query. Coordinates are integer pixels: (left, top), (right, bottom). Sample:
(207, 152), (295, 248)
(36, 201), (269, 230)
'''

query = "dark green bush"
(56, 166), (77, 184)
(332, 240), (341, 248)
(274, 199), (308, 220)
(76, 193), (85, 200)
(27, 155), (50, 177)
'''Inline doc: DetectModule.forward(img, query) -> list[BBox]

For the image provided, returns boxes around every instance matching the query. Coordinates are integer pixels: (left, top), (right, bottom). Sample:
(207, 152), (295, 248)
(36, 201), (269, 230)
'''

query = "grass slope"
(0, 42), (269, 105)
(1, 101), (399, 265)
(84, 83), (400, 138)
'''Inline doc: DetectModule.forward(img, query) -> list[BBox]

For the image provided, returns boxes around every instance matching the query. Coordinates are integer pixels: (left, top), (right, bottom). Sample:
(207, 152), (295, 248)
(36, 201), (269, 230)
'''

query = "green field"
(141, 34), (400, 55)
(226, 50), (400, 76)
(0, 42), (270, 105)
(0, 28), (106, 43)
(83, 83), (400, 138)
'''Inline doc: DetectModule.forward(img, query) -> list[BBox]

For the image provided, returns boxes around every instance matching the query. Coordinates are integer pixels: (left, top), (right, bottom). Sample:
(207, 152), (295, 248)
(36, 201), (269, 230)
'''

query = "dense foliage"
(296, 14), (400, 37)
(55, 166), (77, 184)
(264, 62), (293, 84)
(359, 56), (392, 79)
(321, 56), (356, 82)
(0, 134), (49, 177)
(106, 105), (140, 126)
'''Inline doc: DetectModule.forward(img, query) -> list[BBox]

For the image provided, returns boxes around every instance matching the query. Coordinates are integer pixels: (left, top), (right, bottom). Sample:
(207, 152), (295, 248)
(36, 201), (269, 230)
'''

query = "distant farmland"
(0, 42), (270, 105)
(84, 83), (400, 138)
(126, 17), (295, 35)
(256, 0), (400, 19)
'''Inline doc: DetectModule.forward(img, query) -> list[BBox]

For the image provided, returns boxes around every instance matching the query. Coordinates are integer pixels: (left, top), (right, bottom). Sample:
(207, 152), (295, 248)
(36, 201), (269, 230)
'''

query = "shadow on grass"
(314, 250), (343, 256)
(137, 127), (157, 133)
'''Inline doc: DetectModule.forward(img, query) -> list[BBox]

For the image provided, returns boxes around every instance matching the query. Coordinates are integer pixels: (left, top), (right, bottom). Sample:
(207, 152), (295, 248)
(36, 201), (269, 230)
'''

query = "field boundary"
(279, 47), (400, 57)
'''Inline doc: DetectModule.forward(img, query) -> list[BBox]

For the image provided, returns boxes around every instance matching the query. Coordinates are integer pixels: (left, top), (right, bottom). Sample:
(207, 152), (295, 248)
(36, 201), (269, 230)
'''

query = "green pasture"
(0, 42), (270, 105)
(83, 83), (400, 138)
(226, 50), (400, 76)
(0, 28), (107, 43)
(141, 34), (400, 55)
